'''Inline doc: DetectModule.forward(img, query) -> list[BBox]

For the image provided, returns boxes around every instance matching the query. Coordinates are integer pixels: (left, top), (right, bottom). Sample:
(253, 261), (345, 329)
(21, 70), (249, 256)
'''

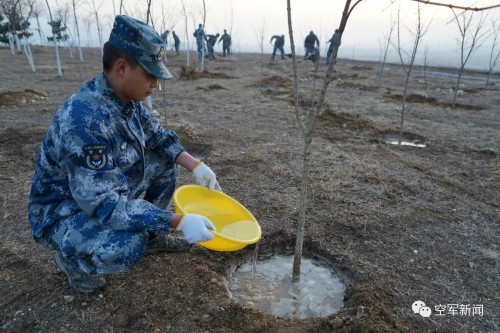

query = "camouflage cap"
(109, 15), (172, 80)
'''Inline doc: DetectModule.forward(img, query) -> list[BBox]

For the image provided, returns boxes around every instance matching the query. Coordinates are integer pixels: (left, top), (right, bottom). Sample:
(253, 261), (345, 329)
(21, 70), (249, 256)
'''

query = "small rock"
(330, 317), (343, 329)
(208, 84), (225, 90)
(63, 295), (74, 302)
(113, 313), (129, 327)
(479, 148), (496, 156)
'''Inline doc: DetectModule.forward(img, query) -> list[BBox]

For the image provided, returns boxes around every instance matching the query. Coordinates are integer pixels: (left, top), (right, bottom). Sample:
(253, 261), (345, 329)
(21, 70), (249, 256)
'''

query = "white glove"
(192, 162), (222, 191)
(177, 213), (216, 243)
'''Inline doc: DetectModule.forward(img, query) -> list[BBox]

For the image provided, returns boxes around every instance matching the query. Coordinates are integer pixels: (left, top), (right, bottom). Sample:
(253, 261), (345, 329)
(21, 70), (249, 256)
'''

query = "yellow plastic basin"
(173, 185), (262, 251)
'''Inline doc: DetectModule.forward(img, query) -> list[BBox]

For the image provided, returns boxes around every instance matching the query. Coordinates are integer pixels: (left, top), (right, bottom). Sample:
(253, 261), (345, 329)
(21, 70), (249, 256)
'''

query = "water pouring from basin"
(173, 185), (262, 251)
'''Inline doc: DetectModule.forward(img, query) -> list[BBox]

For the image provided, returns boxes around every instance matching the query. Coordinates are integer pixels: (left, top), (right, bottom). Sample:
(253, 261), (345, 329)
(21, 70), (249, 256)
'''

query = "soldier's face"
(122, 64), (158, 102)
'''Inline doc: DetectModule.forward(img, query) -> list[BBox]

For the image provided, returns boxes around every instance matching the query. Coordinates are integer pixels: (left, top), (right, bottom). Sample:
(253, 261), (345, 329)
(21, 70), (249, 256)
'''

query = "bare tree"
(485, 18), (500, 86)
(285, 0), (499, 282)
(378, 14), (396, 87)
(181, 0), (190, 66)
(450, 7), (489, 105)
(21, 0), (35, 72)
(202, 0), (206, 29)
(71, 0), (83, 62)
(410, 0), (500, 11)
(89, 0), (104, 56)
(44, 0), (63, 77)
(288, 0), (365, 281)
(255, 19), (265, 86)
(393, 2), (431, 145)
(55, 5), (74, 59)
(157, 1), (182, 60)
(197, 0), (206, 72)
(32, 2), (45, 46)
(82, 12), (93, 47)
(422, 43), (430, 86)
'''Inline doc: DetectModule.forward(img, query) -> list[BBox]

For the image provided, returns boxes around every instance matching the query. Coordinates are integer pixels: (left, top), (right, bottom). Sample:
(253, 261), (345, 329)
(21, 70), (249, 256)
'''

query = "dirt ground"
(1, 45), (499, 333)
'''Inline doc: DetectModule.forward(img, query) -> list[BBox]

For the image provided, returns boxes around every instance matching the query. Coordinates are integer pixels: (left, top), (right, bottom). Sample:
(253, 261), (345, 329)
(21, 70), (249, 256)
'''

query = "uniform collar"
(96, 73), (136, 118)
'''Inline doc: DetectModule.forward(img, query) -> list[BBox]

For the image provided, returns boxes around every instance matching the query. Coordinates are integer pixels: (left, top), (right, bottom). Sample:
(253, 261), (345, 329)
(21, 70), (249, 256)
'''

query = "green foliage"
(47, 20), (68, 43)
(0, 14), (9, 45)
(0, 10), (32, 43)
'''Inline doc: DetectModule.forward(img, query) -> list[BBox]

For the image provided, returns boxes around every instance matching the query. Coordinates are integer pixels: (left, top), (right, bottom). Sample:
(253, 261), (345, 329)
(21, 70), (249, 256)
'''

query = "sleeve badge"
(83, 144), (109, 170)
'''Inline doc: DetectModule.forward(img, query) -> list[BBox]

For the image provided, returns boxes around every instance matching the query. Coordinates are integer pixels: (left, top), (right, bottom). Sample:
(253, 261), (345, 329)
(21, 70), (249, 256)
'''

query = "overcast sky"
(32, 0), (500, 69)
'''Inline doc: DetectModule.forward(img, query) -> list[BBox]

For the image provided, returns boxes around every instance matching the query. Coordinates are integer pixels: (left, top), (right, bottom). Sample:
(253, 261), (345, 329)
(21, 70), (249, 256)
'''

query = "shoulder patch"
(83, 144), (108, 170)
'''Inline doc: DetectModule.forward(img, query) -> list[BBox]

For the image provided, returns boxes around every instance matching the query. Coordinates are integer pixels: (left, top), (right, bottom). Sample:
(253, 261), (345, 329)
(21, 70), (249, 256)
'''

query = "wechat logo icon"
(412, 300), (432, 318)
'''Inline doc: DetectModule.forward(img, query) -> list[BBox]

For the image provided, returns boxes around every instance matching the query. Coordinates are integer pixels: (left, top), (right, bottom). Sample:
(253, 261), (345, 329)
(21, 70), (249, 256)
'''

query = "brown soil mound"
(0, 89), (48, 107)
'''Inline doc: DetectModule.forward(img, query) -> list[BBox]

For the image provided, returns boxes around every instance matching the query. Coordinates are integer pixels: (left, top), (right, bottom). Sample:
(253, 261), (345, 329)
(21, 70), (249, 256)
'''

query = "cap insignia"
(156, 47), (165, 61)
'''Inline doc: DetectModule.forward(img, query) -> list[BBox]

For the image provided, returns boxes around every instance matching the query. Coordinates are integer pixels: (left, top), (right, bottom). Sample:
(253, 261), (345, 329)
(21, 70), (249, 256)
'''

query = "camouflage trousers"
(271, 46), (285, 60)
(49, 152), (178, 275)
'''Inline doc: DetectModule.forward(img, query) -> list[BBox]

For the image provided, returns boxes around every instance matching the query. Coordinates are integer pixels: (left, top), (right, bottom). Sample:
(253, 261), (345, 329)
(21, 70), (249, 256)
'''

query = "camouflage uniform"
(205, 34), (219, 60)
(304, 31), (320, 61)
(219, 32), (231, 57)
(327, 30), (340, 65)
(28, 72), (184, 275)
(270, 35), (285, 61)
(193, 25), (205, 60)
(172, 31), (180, 55)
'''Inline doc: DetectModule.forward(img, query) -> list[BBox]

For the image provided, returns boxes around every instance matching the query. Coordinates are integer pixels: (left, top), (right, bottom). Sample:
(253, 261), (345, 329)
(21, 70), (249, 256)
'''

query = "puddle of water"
(388, 140), (426, 148)
(226, 254), (345, 319)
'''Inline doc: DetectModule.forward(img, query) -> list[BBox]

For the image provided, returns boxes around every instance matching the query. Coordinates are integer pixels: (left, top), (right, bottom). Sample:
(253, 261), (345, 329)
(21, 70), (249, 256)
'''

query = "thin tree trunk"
(395, 3), (428, 145)
(288, 0), (363, 281)
(146, 0), (152, 25)
(379, 20), (395, 87)
(145, 0), (153, 110)
(8, 33), (15, 54)
(91, 0), (104, 56)
(287, 0), (307, 281)
(45, 0), (62, 77)
(450, 8), (488, 106)
(398, 71), (411, 145)
(181, 1), (190, 66)
(14, 34), (21, 52)
(198, 0), (207, 72)
(292, 138), (312, 280)
(485, 21), (500, 86)
(35, 16), (45, 46)
(452, 69), (464, 105)
(72, 0), (83, 62)
(23, 37), (36, 72)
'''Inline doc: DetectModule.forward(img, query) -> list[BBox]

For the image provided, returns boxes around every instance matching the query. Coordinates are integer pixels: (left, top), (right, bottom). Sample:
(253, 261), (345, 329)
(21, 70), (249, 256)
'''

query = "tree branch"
(409, 0), (500, 11)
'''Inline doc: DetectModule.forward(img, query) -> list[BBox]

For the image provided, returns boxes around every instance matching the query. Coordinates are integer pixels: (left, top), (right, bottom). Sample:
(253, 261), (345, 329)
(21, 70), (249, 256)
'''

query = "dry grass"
(178, 65), (234, 80)
(1, 46), (499, 333)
